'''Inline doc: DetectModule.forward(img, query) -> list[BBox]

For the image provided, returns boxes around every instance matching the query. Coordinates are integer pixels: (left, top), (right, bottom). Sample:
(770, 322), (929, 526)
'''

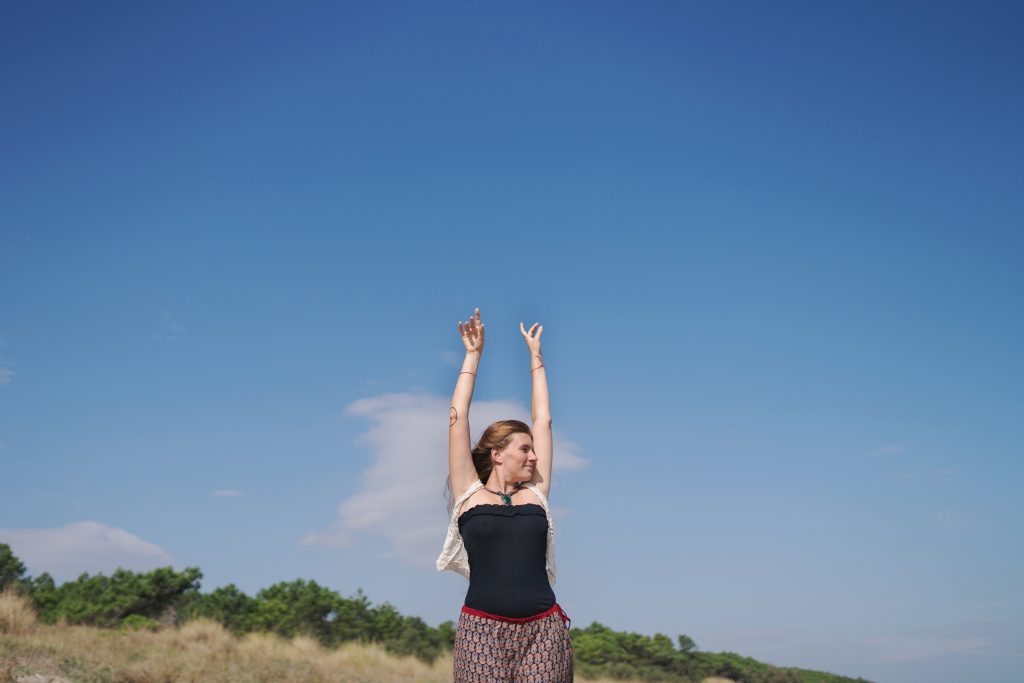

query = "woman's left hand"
(520, 321), (543, 359)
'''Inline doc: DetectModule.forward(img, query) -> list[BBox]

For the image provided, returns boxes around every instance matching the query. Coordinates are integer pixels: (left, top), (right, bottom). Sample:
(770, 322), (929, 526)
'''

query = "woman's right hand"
(458, 307), (485, 354)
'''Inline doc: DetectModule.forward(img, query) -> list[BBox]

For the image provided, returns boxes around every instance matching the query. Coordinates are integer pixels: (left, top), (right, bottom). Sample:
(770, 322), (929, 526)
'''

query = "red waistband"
(461, 602), (571, 628)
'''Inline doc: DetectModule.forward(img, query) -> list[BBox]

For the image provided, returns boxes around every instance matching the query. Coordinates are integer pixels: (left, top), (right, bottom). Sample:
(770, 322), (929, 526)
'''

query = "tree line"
(0, 544), (871, 683)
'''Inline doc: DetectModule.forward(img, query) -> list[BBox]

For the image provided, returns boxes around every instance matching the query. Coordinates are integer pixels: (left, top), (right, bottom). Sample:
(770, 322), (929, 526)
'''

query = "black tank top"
(458, 503), (556, 617)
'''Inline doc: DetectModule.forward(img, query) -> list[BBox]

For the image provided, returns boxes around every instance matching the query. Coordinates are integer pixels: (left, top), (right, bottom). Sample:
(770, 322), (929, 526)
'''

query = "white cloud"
(211, 489), (244, 497)
(0, 522), (173, 579)
(300, 528), (354, 548)
(152, 310), (186, 342)
(303, 392), (586, 568)
(871, 445), (905, 456)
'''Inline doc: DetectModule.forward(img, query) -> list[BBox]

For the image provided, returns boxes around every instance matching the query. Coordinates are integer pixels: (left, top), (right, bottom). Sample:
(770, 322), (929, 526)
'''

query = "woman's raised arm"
(449, 307), (485, 499)
(521, 321), (553, 499)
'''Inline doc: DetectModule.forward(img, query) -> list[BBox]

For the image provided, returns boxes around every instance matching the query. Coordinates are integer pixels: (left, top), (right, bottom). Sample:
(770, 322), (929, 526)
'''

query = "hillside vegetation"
(0, 544), (871, 683)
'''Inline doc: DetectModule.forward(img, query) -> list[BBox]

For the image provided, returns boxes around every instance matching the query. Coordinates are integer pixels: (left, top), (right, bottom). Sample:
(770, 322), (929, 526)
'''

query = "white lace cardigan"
(436, 479), (557, 586)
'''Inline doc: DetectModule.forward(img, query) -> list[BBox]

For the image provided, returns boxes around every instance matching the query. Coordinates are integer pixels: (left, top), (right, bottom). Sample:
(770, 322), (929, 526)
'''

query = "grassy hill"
(1, 593), (666, 683)
(1, 590), (867, 683)
(0, 544), (871, 683)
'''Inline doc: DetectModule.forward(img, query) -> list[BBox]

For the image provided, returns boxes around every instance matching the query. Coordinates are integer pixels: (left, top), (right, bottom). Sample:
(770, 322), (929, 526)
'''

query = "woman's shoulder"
(521, 481), (551, 507)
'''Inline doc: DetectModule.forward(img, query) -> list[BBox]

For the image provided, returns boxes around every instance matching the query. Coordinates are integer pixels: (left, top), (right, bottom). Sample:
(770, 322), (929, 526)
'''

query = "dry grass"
(0, 593), (734, 682)
(0, 588), (37, 636)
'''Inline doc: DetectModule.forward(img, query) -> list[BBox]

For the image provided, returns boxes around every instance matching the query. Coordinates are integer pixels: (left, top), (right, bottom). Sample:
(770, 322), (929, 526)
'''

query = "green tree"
(252, 579), (345, 644)
(0, 545), (869, 681)
(437, 619), (456, 648)
(381, 614), (447, 662)
(34, 565), (202, 626)
(330, 587), (374, 642)
(28, 573), (57, 614)
(179, 583), (446, 663)
(0, 543), (28, 592)
(180, 583), (258, 634)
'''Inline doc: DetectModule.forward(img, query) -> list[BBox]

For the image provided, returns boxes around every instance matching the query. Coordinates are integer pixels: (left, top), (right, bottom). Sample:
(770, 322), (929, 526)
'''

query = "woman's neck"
(485, 471), (524, 495)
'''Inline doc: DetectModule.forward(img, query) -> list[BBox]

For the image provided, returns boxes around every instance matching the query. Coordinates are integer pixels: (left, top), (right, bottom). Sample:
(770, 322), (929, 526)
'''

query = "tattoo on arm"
(450, 406), (458, 426)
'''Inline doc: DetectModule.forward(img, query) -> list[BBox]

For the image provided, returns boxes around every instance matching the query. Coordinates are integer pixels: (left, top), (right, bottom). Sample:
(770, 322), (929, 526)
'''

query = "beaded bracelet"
(459, 371), (476, 377)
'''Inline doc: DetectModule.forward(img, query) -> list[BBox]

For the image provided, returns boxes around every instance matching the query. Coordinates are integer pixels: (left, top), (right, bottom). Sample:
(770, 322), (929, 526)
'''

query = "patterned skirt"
(453, 603), (574, 682)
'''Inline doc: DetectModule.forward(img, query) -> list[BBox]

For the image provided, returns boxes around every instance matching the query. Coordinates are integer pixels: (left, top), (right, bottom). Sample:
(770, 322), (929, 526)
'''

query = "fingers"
(519, 322), (542, 340)
(459, 309), (483, 339)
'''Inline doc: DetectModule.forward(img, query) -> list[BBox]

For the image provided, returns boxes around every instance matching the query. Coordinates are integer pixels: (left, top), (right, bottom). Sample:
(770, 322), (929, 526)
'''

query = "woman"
(437, 307), (574, 683)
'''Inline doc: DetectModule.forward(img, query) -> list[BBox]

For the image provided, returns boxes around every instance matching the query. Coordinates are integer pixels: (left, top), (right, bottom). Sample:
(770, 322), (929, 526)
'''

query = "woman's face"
(496, 432), (537, 482)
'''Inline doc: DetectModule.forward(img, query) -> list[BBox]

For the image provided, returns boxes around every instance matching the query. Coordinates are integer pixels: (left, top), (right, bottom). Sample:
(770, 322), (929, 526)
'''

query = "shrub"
(120, 614), (160, 631)
(0, 587), (37, 635)
(178, 618), (231, 644)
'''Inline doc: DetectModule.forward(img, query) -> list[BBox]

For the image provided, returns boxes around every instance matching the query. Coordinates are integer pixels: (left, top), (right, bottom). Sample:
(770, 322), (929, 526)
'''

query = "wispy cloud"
(869, 633), (993, 662)
(0, 337), (12, 384)
(302, 392), (587, 568)
(211, 489), (244, 497)
(883, 471), (915, 483)
(0, 441), (31, 466)
(152, 310), (186, 342)
(882, 467), (955, 484)
(860, 615), (1024, 662)
(0, 345), (13, 384)
(703, 625), (802, 653)
(871, 445), (905, 456)
(0, 522), (173, 579)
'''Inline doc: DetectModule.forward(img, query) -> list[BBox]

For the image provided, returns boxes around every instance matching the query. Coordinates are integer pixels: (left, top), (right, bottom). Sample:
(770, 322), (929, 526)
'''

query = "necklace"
(483, 481), (526, 506)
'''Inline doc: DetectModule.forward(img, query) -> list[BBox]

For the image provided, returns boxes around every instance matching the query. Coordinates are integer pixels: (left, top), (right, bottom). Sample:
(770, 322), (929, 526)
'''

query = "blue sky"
(1, 2), (1022, 681)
